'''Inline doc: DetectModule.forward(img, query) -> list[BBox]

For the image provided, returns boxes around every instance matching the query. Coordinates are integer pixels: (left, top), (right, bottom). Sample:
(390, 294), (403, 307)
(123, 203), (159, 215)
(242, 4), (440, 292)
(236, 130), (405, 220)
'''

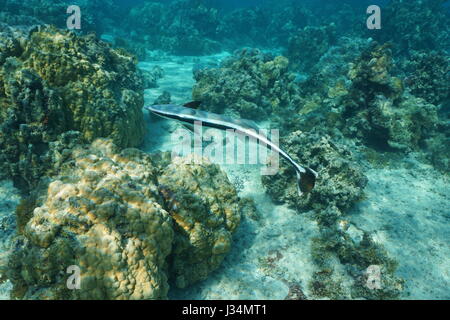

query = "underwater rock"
(0, 25), (145, 191)
(262, 130), (368, 214)
(261, 129), (403, 299)
(6, 139), (241, 299)
(192, 48), (301, 120)
(260, 127), (406, 299)
(310, 227), (404, 300)
(7, 139), (173, 299)
(218, 3), (314, 49)
(347, 43), (404, 101)
(424, 122), (450, 173)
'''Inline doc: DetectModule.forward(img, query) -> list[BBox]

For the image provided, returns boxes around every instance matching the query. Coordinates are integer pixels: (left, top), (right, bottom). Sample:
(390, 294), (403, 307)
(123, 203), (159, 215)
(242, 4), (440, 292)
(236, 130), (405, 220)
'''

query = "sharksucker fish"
(145, 102), (318, 196)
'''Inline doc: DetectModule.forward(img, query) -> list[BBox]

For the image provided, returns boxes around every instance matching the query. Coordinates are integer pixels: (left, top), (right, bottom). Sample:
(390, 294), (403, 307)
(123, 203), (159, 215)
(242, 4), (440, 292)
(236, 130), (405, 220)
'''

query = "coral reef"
(310, 227), (404, 300)
(262, 130), (367, 214)
(287, 24), (337, 72)
(192, 48), (301, 120)
(423, 121), (450, 173)
(153, 91), (172, 105)
(342, 43), (439, 151)
(294, 42), (440, 153)
(0, 0), (119, 35)
(121, 0), (222, 55)
(400, 50), (450, 106)
(140, 65), (165, 89)
(6, 139), (241, 299)
(0, 25), (145, 191)
(219, 2), (314, 48)
(0, 180), (21, 286)
(374, 0), (450, 53)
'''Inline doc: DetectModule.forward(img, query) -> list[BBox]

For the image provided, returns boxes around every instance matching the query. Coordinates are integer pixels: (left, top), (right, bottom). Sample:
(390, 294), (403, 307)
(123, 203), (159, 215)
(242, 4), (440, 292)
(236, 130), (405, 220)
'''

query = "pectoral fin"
(183, 101), (202, 109)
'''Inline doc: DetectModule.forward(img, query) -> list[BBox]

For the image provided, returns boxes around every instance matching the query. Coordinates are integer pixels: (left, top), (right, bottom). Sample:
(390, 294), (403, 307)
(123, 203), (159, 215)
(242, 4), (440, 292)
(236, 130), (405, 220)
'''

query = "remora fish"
(145, 101), (318, 196)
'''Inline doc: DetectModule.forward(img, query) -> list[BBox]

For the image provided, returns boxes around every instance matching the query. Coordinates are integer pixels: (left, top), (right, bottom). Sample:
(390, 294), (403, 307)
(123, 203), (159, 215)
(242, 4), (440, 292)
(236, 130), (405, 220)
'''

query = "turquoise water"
(0, 0), (448, 300)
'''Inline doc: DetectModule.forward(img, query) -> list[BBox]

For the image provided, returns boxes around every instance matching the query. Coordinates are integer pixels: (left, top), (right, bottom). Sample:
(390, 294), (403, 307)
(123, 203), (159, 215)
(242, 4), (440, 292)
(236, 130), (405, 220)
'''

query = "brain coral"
(192, 48), (301, 120)
(6, 139), (241, 299)
(0, 25), (145, 191)
(156, 153), (241, 288)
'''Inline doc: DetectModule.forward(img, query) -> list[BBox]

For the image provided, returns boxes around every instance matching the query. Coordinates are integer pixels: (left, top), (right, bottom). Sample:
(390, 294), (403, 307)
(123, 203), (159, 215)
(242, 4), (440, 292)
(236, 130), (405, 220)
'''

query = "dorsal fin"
(183, 101), (202, 109)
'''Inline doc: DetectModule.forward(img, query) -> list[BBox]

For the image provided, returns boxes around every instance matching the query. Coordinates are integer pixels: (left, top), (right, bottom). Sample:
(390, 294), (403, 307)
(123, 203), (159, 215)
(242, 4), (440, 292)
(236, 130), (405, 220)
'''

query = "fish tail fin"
(296, 167), (318, 196)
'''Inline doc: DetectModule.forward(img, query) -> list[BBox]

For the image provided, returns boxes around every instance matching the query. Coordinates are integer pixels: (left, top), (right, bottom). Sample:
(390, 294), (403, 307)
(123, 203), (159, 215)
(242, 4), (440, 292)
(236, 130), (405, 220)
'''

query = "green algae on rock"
(0, 25), (145, 191)
(6, 139), (241, 299)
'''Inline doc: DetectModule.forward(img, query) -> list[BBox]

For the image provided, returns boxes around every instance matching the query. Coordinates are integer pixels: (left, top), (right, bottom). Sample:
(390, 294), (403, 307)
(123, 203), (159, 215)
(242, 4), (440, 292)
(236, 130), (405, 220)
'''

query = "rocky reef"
(192, 48), (301, 120)
(0, 25), (145, 191)
(5, 139), (241, 299)
(157, 153), (241, 288)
